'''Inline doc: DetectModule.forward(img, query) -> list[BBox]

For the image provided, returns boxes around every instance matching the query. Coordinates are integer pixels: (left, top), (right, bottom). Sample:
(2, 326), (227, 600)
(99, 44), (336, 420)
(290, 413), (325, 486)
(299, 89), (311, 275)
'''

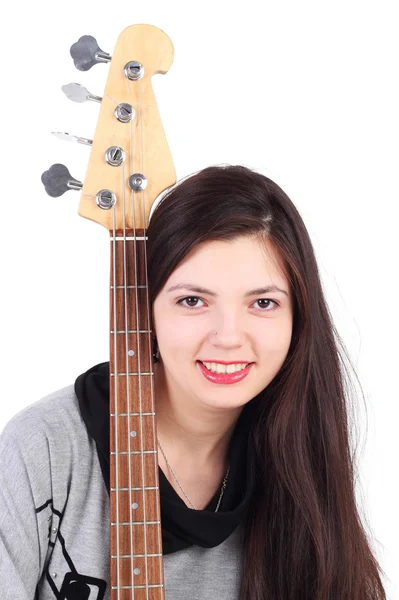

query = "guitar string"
(130, 75), (151, 597)
(137, 75), (164, 595)
(139, 79), (159, 597)
(129, 103), (141, 599)
(119, 126), (136, 599)
(126, 99), (141, 600)
(138, 76), (165, 593)
(111, 190), (121, 599)
(106, 91), (122, 600)
(136, 77), (150, 598)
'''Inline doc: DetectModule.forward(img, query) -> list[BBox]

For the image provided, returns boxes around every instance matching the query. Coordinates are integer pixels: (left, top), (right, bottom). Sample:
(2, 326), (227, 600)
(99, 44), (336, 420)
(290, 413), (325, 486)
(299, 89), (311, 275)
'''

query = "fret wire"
(111, 554), (162, 558)
(110, 285), (148, 289)
(110, 330), (152, 333)
(110, 413), (155, 416)
(110, 372), (154, 376)
(110, 486), (159, 491)
(111, 521), (161, 526)
(111, 451), (157, 455)
(112, 585), (164, 590)
(110, 236), (148, 241)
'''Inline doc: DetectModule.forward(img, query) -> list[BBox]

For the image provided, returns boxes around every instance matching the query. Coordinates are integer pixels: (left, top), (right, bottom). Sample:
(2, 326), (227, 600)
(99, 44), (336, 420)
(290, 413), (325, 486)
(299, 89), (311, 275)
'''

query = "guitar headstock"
(42, 24), (176, 230)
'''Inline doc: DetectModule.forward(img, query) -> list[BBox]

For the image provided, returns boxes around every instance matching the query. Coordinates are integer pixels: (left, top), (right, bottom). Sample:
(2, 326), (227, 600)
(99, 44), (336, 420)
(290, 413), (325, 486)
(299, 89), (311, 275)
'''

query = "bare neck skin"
(154, 362), (242, 471)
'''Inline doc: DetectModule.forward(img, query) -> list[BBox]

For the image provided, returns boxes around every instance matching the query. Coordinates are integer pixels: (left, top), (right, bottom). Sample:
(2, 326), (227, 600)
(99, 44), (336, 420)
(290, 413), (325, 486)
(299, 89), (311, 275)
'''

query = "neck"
(154, 362), (242, 468)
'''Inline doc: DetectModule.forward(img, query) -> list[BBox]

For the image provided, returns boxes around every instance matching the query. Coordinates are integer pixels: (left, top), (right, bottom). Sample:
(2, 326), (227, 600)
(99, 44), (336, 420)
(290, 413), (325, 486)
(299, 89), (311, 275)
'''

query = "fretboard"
(109, 229), (165, 599)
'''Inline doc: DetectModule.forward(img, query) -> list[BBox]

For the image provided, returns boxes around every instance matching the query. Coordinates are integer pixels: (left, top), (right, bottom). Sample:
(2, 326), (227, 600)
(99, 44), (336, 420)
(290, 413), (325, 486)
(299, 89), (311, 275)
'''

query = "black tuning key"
(70, 35), (111, 71)
(41, 164), (83, 198)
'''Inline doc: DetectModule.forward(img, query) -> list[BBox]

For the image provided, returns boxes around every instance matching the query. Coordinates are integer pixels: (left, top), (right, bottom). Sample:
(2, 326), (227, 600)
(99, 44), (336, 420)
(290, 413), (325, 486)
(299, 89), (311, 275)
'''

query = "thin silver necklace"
(157, 437), (230, 512)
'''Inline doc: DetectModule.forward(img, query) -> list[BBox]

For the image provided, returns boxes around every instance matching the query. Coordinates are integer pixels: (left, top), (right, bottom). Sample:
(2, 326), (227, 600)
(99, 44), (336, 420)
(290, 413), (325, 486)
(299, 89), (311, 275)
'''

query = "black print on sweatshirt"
(35, 499), (107, 600)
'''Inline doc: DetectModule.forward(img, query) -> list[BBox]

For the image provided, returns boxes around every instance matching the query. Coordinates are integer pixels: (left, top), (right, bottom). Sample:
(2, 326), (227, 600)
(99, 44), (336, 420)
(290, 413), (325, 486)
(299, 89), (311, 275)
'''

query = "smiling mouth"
(197, 360), (252, 374)
(196, 360), (254, 384)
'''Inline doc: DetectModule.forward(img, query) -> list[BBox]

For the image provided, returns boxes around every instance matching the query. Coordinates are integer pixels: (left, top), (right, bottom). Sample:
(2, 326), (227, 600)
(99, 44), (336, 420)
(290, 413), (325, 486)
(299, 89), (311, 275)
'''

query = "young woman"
(0, 164), (386, 599)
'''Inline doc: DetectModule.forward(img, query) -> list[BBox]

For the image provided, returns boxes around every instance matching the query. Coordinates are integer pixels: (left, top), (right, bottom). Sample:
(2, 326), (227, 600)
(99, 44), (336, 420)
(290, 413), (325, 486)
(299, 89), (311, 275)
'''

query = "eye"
(177, 296), (205, 308)
(251, 298), (279, 311)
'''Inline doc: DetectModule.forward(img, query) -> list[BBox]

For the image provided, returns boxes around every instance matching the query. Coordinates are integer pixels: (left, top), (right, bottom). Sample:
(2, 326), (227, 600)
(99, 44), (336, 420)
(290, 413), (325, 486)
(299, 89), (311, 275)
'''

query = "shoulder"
(6, 381), (80, 419)
(1, 383), (84, 444)
(0, 384), (92, 487)
(1, 384), (86, 446)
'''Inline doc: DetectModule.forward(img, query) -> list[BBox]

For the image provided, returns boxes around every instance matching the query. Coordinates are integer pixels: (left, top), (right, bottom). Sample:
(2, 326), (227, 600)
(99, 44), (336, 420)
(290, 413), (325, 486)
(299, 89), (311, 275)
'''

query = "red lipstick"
(199, 359), (251, 365)
(197, 361), (254, 385)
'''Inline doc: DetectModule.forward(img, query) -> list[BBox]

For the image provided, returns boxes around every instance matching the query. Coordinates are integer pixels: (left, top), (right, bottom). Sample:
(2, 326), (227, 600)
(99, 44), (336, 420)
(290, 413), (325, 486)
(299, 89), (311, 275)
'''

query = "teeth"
(202, 362), (249, 374)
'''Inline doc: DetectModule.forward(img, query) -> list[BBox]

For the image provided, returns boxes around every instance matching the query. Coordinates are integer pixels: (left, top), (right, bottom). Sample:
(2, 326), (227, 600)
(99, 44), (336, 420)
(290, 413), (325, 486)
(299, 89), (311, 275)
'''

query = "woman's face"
(152, 235), (294, 412)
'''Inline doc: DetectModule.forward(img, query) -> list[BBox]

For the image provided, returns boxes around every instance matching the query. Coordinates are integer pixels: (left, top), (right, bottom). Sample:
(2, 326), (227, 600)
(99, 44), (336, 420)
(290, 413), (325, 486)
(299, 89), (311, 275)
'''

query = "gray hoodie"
(0, 385), (243, 600)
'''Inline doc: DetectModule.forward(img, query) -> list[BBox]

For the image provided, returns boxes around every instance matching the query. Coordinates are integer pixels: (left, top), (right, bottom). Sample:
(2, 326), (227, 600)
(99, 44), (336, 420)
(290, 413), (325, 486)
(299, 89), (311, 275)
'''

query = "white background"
(0, 1), (397, 597)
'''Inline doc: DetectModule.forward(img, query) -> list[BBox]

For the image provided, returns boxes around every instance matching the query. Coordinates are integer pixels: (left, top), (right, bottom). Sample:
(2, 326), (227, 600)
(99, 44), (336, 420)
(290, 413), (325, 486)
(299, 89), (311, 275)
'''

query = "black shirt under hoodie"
(75, 361), (256, 555)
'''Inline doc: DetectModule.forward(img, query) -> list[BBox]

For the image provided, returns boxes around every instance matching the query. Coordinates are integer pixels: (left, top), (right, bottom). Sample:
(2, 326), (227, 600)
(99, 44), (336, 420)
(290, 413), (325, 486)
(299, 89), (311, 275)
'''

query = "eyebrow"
(166, 283), (289, 297)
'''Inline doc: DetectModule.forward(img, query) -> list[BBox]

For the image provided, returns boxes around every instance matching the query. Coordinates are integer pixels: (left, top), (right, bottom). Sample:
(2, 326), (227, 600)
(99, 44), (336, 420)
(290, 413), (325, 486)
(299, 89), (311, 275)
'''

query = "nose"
(210, 310), (246, 348)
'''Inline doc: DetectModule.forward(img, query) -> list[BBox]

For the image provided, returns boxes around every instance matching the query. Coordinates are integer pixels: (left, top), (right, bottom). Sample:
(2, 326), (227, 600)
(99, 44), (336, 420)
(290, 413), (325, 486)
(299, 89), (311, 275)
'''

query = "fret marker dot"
(130, 431), (137, 437)
(128, 350), (135, 356)
(133, 568), (140, 575)
(132, 502), (139, 509)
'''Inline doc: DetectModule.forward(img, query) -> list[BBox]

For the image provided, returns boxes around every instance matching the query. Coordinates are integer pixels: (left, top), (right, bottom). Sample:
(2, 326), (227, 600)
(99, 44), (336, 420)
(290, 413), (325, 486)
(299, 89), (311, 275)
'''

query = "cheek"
(255, 333), (292, 389)
(157, 315), (206, 352)
(257, 319), (293, 356)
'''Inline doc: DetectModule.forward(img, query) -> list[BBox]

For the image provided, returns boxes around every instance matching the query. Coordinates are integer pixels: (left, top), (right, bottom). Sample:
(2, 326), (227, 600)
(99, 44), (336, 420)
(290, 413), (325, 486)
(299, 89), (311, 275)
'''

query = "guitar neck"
(109, 229), (165, 599)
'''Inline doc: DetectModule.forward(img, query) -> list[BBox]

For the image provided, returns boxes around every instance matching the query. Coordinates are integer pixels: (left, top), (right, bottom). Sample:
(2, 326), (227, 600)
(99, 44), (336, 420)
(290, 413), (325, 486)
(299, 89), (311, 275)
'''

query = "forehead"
(166, 236), (288, 288)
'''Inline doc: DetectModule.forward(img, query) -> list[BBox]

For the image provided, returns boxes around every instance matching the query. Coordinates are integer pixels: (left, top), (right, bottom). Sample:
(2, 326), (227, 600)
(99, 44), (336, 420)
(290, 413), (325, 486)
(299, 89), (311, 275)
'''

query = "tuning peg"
(62, 83), (102, 104)
(70, 35), (111, 71)
(41, 164), (83, 198)
(52, 131), (93, 146)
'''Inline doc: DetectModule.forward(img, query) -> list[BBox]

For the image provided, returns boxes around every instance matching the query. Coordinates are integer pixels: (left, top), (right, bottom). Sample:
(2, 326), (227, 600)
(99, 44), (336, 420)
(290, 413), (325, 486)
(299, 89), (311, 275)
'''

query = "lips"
(199, 360), (251, 365)
(197, 360), (254, 385)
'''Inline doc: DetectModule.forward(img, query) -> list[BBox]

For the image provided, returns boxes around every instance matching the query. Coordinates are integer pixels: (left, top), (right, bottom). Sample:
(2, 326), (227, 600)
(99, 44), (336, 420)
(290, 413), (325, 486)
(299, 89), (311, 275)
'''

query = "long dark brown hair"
(146, 164), (386, 599)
